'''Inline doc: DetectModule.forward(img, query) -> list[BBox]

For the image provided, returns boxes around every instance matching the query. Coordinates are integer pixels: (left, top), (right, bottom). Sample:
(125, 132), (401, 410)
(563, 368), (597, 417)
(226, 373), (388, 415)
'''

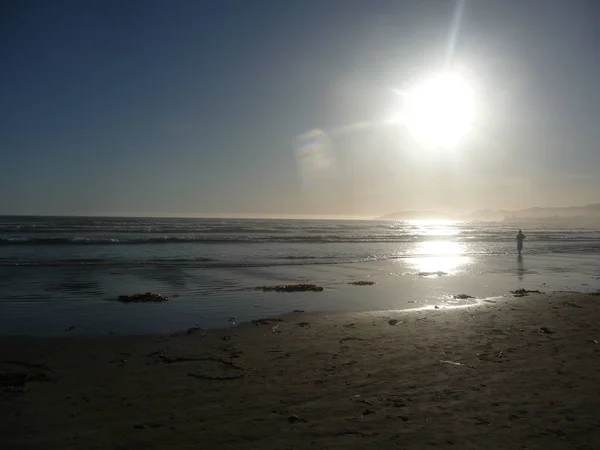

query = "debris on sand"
(0, 372), (53, 393)
(168, 327), (206, 338)
(388, 319), (399, 326)
(335, 430), (370, 437)
(440, 359), (465, 366)
(348, 281), (376, 286)
(117, 292), (169, 303)
(0, 360), (53, 371)
(339, 336), (369, 343)
(288, 414), (308, 423)
(296, 322), (311, 328)
(418, 271), (447, 278)
(0, 373), (30, 392)
(454, 294), (475, 300)
(151, 353), (247, 380)
(511, 289), (542, 297)
(386, 414), (409, 421)
(1, 363), (55, 388)
(258, 284), (324, 292)
(186, 326), (202, 335)
(251, 318), (284, 326)
(439, 360), (475, 369)
(188, 370), (246, 381)
(539, 326), (555, 334)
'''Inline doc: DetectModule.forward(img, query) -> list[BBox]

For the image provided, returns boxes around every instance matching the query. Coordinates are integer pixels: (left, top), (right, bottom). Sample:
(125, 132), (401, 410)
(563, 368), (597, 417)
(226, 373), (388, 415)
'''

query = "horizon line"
(1, 203), (599, 221)
(0, 212), (374, 221)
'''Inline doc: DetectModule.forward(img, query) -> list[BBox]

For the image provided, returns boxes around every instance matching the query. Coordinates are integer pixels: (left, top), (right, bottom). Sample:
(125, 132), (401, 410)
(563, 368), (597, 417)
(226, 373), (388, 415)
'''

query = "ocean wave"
(0, 257), (216, 267)
(0, 258), (364, 268)
(2, 246), (599, 268)
(0, 226), (294, 234)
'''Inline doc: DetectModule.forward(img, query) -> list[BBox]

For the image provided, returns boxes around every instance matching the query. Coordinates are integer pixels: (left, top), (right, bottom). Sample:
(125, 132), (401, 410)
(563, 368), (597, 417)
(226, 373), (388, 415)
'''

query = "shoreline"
(0, 293), (501, 339)
(2, 291), (600, 449)
(2, 250), (599, 337)
(0, 289), (589, 340)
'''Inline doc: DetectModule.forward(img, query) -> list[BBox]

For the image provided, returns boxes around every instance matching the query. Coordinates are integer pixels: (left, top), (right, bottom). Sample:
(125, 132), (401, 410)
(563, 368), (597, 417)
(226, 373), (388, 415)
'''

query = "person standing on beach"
(517, 229), (526, 254)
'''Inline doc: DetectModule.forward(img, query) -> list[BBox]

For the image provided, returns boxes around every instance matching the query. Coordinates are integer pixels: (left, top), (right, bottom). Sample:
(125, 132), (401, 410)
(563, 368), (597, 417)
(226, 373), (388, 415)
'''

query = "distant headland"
(378, 204), (600, 222)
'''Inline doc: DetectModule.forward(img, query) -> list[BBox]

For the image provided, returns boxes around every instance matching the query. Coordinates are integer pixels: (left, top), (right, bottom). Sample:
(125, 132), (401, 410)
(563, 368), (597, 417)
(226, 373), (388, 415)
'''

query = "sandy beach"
(2, 291), (600, 450)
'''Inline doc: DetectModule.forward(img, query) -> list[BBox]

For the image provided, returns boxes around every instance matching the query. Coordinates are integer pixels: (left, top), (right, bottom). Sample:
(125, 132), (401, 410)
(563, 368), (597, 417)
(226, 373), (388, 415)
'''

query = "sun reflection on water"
(409, 219), (460, 237)
(409, 240), (471, 275)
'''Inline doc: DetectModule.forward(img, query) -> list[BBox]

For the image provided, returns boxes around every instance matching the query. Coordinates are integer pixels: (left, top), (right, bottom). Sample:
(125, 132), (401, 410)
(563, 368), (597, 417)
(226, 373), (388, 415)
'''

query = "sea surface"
(1, 216), (599, 336)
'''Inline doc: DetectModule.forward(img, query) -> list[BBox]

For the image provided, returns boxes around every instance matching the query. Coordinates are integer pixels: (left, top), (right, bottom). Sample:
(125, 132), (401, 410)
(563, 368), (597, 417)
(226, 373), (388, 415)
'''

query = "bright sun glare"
(399, 71), (475, 149)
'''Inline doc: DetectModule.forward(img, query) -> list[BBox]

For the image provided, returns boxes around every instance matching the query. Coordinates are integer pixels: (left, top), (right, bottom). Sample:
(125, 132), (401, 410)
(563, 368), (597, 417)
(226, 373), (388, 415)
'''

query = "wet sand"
(2, 292), (600, 449)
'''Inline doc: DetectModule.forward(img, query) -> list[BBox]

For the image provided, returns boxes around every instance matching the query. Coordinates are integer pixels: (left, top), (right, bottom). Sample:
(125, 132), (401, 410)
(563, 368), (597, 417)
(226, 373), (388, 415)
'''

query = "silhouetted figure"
(516, 229), (526, 254)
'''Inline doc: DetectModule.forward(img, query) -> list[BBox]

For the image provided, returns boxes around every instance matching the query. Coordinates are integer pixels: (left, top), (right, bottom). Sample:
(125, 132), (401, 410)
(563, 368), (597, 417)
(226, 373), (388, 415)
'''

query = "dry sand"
(1, 292), (600, 449)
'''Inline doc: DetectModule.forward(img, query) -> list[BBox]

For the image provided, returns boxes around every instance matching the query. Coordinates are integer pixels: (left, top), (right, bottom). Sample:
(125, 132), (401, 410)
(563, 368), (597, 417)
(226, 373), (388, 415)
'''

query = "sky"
(1, 0), (600, 218)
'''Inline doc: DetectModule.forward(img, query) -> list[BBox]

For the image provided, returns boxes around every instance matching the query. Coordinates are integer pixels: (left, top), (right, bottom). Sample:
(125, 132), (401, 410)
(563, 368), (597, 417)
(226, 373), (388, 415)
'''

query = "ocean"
(1, 216), (599, 336)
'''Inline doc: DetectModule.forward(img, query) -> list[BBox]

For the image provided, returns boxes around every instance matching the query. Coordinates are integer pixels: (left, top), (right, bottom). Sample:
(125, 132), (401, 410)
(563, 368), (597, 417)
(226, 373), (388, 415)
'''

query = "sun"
(399, 71), (475, 149)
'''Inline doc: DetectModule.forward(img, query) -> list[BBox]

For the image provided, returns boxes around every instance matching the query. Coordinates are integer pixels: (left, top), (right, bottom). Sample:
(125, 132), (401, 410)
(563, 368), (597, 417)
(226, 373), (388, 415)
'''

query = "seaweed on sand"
(511, 289), (542, 297)
(118, 292), (169, 303)
(251, 318), (284, 326)
(257, 284), (324, 293)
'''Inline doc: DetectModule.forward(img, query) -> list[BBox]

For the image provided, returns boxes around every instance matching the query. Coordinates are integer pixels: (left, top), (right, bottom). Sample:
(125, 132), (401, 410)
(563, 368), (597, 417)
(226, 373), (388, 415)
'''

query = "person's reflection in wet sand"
(517, 255), (525, 282)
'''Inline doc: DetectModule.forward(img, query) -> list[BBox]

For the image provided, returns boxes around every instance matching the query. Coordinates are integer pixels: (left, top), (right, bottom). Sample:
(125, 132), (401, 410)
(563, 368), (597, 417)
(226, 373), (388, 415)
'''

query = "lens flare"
(294, 129), (335, 177)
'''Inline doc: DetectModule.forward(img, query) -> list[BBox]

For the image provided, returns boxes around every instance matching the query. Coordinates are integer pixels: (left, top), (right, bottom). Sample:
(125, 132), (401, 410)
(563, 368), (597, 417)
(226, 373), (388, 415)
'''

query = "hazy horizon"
(2, 1), (599, 217)
(2, 200), (600, 222)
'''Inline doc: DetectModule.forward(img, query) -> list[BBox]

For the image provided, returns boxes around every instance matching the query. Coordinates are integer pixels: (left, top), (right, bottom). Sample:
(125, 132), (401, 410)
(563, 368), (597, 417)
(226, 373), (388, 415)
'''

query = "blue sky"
(1, 0), (599, 217)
